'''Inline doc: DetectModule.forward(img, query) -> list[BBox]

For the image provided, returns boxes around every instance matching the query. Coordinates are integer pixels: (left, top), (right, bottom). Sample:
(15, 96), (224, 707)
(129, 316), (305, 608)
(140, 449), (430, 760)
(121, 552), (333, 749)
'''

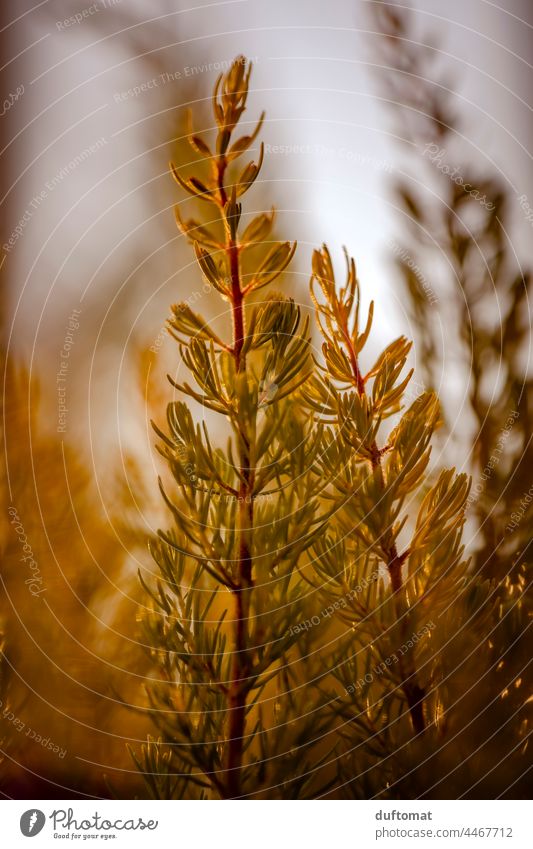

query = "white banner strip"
(0, 799), (530, 848)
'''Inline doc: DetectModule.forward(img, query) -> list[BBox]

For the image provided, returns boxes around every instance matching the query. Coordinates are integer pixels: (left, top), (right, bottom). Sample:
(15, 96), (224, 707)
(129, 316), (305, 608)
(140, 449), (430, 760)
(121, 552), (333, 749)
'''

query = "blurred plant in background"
(0, 635), (7, 784)
(368, 0), (532, 798)
(0, 0), (207, 799)
(0, 355), (150, 797)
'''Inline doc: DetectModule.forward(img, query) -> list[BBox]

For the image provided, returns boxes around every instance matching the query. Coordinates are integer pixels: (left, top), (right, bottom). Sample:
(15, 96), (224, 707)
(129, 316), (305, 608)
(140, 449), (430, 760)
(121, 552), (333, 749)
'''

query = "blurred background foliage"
(0, 0), (531, 798)
(368, 0), (531, 797)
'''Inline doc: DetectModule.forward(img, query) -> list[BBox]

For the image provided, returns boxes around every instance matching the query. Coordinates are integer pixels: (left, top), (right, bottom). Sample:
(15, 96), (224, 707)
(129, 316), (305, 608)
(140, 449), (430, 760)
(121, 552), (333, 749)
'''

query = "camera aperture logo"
(20, 809), (46, 836)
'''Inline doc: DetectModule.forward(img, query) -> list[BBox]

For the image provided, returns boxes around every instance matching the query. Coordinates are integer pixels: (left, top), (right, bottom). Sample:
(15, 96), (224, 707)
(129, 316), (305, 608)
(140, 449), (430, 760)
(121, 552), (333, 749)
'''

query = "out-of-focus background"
(1, 0), (531, 797)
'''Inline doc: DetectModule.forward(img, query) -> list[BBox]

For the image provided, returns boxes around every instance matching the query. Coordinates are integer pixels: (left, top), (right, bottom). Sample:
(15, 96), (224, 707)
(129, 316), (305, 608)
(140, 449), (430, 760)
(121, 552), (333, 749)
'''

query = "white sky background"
(3, 0), (533, 477)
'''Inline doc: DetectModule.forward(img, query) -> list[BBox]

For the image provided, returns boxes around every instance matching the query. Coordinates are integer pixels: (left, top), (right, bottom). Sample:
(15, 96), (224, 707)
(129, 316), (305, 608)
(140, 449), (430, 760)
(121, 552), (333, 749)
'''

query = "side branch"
(345, 323), (426, 734)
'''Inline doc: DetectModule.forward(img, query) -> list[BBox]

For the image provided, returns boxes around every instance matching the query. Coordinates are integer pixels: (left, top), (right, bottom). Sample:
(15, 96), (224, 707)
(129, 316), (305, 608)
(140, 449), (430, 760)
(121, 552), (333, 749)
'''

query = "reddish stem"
(344, 323), (426, 734)
(216, 152), (254, 796)
(229, 240), (245, 371)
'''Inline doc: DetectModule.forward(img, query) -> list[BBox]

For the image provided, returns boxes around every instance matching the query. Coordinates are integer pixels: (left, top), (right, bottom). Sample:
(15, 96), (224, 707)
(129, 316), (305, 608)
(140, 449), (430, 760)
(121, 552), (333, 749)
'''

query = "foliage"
(135, 57), (330, 799)
(0, 357), (148, 797)
(305, 246), (477, 796)
(368, 1), (532, 797)
(134, 54), (521, 801)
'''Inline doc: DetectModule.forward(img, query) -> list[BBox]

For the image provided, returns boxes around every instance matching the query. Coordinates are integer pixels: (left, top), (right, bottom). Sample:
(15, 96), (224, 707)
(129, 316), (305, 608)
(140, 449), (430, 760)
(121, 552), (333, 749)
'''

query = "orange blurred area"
(0, 0), (531, 800)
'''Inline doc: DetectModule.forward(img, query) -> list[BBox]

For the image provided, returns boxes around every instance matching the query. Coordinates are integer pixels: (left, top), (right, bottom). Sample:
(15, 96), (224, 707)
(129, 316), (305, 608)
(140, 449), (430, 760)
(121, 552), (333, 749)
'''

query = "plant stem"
(218, 155), (254, 796)
(344, 325), (426, 734)
(229, 239), (245, 371)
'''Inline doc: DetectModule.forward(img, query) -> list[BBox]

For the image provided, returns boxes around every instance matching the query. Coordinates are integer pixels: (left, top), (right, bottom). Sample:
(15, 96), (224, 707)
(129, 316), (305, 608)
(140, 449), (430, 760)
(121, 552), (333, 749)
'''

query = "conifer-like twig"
(136, 57), (326, 799)
(135, 52), (476, 801)
(305, 247), (470, 752)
